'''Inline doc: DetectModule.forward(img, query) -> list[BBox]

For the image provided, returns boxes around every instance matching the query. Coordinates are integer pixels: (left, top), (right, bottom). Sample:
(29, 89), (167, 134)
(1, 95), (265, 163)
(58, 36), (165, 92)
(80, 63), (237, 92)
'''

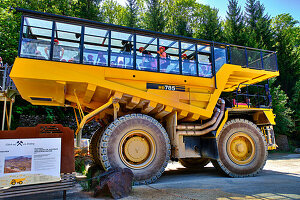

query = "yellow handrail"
(75, 97), (114, 136)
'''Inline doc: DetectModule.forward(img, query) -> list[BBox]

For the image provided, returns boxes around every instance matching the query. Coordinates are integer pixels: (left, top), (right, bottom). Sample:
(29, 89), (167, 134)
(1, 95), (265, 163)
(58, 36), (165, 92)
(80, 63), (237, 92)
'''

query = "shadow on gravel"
(268, 153), (300, 160)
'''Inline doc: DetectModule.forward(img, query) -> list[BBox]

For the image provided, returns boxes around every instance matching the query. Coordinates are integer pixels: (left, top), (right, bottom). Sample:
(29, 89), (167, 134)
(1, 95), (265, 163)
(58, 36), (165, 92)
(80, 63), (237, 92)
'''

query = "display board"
(0, 138), (61, 188)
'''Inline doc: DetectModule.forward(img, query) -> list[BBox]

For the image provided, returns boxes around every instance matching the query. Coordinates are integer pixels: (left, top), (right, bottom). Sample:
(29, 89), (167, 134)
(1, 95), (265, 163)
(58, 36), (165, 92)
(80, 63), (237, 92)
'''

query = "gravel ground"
(5, 153), (300, 200)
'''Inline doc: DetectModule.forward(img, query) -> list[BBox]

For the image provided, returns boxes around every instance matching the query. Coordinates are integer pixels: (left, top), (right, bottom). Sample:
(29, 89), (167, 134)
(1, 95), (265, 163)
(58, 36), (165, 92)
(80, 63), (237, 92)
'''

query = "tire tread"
(99, 114), (171, 185)
(213, 118), (268, 178)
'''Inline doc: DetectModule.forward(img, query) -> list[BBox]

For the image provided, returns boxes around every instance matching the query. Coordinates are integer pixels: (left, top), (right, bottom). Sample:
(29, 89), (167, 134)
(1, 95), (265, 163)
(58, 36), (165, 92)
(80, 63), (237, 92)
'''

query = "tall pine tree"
(71, 0), (101, 21)
(100, 0), (127, 25)
(271, 14), (300, 98)
(224, 0), (246, 45)
(245, 0), (273, 49)
(164, 0), (195, 37)
(124, 0), (138, 28)
(193, 5), (223, 42)
(144, 0), (165, 32)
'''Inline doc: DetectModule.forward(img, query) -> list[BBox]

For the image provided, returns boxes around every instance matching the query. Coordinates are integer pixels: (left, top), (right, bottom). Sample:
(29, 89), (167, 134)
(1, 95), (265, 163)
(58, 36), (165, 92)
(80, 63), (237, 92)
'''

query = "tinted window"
(214, 46), (226, 72)
(53, 22), (81, 63)
(110, 31), (133, 69)
(84, 27), (109, 66)
(136, 35), (157, 71)
(181, 42), (197, 76)
(159, 39), (179, 74)
(21, 17), (52, 60)
(198, 44), (212, 77)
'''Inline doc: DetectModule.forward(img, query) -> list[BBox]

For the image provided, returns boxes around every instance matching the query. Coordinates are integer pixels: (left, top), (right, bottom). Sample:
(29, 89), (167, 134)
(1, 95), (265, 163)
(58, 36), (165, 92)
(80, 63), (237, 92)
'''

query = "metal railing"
(0, 64), (16, 92)
(228, 45), (277, 71)
(233, 83), (272, 108)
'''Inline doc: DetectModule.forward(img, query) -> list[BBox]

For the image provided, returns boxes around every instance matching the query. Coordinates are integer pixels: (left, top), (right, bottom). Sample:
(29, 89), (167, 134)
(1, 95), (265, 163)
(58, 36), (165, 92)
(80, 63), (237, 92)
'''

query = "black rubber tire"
(99, 114), (170, 185)
(212, 118), (267, 177)
(89, 128), (104, 168)
(179, 158), (210, 169)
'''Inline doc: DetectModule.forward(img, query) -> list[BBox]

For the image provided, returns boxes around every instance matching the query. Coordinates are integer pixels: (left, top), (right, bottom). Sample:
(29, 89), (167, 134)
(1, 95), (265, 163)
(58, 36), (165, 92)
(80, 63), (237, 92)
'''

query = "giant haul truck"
(11, 8), (279, 185)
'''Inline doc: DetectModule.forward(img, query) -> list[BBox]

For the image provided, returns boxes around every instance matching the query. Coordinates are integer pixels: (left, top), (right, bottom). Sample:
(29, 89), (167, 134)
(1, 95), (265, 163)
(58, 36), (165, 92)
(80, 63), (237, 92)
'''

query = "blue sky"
(116, 0), (300, 21)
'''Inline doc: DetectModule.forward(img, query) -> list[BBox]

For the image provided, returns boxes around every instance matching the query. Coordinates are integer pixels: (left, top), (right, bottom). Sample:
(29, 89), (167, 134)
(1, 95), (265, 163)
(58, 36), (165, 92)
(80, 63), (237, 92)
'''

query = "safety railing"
(228, 46), (277, 71)
(233, 83), (272, 108)
(0, 64), (17, 92)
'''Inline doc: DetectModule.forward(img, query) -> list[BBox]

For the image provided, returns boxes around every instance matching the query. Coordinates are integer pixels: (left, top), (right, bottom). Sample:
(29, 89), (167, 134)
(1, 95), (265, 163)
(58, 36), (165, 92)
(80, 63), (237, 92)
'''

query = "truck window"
(84, 27), (108, 66)
(21, 17), (52, 60)
(54, 22), (81, 63)
(110, 31), (134, 69)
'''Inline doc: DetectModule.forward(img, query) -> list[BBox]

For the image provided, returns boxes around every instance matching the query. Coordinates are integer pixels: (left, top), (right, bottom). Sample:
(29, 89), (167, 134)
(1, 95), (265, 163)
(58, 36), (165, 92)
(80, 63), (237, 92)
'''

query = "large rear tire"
(89, 128), (104, 168)
(99, 114), (170, 185)
(212, 118), (267, 177)
(179, 158), (210, 169)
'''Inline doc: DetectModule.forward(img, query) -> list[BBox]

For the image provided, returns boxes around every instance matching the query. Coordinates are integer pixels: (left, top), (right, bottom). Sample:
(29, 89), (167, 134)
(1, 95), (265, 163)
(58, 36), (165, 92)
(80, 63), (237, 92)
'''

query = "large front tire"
(99, 114), (170, 185)
(212, 118), (267, 177)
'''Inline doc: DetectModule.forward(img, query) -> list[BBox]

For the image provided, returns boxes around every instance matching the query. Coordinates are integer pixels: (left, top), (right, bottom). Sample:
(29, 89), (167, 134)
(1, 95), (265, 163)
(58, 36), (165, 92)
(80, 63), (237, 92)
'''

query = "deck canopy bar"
(15, 7), (278, 79)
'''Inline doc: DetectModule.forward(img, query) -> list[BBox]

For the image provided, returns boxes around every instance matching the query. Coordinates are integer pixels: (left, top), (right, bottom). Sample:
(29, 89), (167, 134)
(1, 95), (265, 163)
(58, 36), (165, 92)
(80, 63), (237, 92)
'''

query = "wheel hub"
(124, 136), (150, 163)
(119, 130), (156, 169)
(227, 132), (255, 165)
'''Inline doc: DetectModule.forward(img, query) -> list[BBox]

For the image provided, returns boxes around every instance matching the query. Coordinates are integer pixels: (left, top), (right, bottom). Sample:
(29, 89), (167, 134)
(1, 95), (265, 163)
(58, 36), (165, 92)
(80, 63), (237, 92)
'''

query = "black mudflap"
(182, 132), (219, 160)
(200, 135), (219, 160)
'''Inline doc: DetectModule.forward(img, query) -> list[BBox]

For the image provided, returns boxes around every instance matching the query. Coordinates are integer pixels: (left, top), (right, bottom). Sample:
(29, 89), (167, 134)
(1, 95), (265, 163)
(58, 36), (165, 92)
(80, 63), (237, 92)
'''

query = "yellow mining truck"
(11, 9), (279, 184)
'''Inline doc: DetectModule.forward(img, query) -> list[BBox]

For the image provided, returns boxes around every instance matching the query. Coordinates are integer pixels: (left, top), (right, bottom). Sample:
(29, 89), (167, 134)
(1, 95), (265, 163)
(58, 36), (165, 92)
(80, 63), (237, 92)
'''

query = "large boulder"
(94, 168), (134, 199)
(276, 134), (290, 151)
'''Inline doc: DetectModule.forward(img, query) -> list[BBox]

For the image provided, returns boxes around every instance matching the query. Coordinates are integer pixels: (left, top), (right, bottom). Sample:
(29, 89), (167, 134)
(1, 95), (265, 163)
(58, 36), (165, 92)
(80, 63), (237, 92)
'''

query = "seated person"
(203, 64), (212, 77)
(87, 54), (94, 65)
(182, 54), (193, 75)
(111, 61), (117, 67)
(139, 47), (156, 71)
(23, 38), (41, 56)
(122, 40), (133, 67)
(122, 40), (133, 53)
(0, 57), (3, 67)
(44, 39), (64, 61)
(198, 63), (211, 77)
(117, 60), (124, 68)
(96, 51), (107, 66)
(157, 46), (169, 72)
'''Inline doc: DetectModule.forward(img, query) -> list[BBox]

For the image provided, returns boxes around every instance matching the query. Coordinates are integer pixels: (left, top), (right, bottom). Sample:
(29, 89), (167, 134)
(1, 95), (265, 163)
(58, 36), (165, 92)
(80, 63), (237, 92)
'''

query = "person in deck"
(23, 38), (41, 56)
(122, 40), (133, 53)
(96, 51), (107, 66)
(181, 54), (196, 75)
(87, 54), (94, 65)
(44, 39), (64, 61)
(204, 55), (212, 77)
(139, 47), (156, 70)
(182, 54), (190, 74)
(157, 46), (168, 72)
(121, 40), (133, 67)
(0, 57), (3, 67)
